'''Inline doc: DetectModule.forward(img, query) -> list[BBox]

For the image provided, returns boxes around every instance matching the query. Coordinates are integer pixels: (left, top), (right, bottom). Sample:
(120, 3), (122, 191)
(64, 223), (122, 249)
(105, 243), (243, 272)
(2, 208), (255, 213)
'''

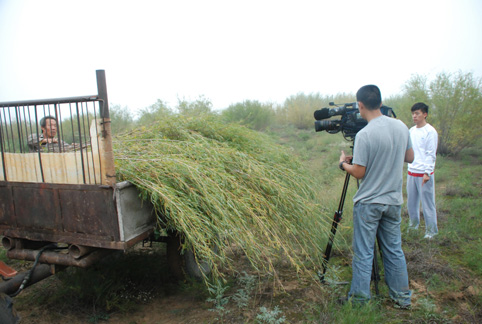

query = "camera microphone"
(313, 108), (330, 120)
(313, 106), (347, 120)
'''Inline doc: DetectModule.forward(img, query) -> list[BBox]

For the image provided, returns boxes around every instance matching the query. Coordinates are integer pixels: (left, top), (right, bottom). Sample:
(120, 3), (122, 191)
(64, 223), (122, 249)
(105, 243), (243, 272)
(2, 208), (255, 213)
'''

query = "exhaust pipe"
(68, 245), (95, 259)
(1, 237), (16, 250)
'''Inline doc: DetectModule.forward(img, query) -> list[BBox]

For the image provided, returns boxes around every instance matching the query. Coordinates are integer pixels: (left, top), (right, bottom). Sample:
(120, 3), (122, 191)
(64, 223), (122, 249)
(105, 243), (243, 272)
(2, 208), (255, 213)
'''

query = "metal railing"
(0, 70), (113, 185)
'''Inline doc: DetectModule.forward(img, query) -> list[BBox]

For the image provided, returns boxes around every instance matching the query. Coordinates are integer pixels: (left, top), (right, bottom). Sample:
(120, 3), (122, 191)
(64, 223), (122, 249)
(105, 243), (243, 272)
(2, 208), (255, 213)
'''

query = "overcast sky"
(1, 0), (481, 114)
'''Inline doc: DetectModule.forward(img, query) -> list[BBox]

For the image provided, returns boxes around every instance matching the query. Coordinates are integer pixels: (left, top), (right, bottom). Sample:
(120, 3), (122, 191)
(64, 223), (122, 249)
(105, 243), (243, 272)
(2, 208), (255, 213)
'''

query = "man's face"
(411, 109), (427, 126)
(42, 118), (57, 138)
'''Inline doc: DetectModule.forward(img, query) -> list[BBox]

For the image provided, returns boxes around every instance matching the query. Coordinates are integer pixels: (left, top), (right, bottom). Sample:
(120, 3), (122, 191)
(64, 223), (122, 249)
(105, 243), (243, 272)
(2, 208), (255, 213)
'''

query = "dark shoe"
(394, 302), (411, 310)
(337, 297), (349, 305)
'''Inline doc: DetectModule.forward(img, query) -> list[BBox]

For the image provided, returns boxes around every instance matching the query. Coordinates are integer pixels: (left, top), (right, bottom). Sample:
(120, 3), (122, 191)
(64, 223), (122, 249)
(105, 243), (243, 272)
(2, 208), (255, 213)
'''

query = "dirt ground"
(17, 293), (218, 324)
(4, 234), (482, 324)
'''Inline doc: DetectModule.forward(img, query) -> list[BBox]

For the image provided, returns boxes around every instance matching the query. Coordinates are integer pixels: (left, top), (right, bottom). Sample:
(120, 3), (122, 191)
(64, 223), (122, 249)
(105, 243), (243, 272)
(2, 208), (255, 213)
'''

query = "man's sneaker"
(424, 234), (434, 239)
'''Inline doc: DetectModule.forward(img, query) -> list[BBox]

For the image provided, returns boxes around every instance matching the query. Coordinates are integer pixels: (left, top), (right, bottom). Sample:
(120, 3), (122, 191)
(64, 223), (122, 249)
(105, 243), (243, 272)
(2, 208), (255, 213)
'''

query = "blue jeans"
(349, 202), (411, 306)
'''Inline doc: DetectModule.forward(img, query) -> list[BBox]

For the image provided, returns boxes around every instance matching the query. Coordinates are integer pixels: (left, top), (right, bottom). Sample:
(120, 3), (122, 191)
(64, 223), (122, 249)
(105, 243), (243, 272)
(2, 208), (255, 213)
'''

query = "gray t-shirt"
(352, 115), (412, 205)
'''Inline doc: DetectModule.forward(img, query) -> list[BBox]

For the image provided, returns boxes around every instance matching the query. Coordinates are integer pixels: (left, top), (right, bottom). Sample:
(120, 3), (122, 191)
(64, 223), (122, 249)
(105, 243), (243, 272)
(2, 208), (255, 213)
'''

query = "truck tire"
(166, 231), (184, 280)
(183, 248), (213, 280)
(0, 293), (20, 324)
(166, 231), (215, 280)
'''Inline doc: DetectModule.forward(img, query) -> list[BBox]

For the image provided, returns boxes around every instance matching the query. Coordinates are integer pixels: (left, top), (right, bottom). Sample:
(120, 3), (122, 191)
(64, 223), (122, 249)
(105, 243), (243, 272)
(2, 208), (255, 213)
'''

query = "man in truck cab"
(27, 116), (73, 153)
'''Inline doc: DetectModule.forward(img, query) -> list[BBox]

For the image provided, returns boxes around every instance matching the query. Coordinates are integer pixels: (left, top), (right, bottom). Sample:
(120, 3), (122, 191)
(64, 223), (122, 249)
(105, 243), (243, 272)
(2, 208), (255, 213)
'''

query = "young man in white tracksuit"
(407, 102), (439, 239)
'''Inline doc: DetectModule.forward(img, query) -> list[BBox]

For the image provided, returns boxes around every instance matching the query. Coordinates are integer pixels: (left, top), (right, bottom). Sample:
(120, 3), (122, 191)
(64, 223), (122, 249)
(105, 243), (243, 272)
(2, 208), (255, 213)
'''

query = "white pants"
(406, 174), (438, 236)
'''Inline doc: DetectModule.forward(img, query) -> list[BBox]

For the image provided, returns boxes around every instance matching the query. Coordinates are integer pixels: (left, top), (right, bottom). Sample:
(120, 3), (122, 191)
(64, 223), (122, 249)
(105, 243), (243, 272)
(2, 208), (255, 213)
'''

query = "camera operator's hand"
(339, 150), (353, 164)
(339, 150), (365, 179)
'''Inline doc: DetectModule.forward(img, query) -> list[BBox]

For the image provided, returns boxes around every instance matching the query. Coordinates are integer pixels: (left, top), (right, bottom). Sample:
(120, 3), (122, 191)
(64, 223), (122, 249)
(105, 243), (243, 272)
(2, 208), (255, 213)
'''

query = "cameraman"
(338, 85), (414, 308)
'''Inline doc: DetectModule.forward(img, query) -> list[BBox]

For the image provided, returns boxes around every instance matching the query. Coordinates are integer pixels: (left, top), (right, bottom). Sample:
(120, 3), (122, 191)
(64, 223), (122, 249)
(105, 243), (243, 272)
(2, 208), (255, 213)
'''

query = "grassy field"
(2, 122), (481, 323)
(273, 125), (482, 323)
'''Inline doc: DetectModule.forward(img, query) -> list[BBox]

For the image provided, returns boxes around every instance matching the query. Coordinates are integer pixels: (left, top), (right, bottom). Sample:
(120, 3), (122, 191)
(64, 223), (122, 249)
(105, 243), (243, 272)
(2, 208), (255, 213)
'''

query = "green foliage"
(221, 100), (275, 131)
(383, 94), (414, 126)
(278, 92), (325, 129)
(231, 272), (257, 308)
(332, 301), (384, 324)
(206, 272), (258, 321)
(256, 306), (286, 324)
(113, 114), (328, 284)
(403, 74), (431, 104)
(403, 71), (482, 155)
(60, 113), (93, 145)
(207, 282), (231, 319)
(276, 92), (355, 130)
(177, 95), (214, 116)
(109, 104), (134, 135)
(137, 99), (173, 126)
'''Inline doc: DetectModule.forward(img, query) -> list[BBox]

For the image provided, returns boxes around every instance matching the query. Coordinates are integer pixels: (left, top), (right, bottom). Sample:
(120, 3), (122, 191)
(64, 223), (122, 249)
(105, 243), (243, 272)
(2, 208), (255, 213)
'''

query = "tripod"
(319, 169), (383, 296)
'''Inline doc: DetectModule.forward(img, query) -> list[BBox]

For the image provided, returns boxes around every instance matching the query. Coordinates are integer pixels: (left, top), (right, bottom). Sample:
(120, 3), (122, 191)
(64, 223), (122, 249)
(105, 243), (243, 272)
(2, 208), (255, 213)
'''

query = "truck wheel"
(165, 231), (215, 280)
(183, 248), (213, 280)
(166, 231), (184, 280)
(0, 293), (20, 324)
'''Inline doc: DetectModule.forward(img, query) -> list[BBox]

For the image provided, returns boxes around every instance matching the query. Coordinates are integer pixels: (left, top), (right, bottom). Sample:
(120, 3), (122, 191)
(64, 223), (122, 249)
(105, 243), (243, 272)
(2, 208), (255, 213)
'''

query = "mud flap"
(0, 261), (18, 280)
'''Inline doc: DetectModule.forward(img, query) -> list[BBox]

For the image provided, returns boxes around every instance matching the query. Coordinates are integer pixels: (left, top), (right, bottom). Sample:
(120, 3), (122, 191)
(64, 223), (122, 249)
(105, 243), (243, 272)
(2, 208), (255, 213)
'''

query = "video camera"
(313, 102), (396, 140)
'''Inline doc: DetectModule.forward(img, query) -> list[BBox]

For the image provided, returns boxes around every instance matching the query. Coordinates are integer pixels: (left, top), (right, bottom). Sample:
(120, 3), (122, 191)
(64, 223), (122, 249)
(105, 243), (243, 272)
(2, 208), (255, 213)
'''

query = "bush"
(177, 95), (214, 116)
(221, 100), (274, 131)
(109, 104), (134, 135)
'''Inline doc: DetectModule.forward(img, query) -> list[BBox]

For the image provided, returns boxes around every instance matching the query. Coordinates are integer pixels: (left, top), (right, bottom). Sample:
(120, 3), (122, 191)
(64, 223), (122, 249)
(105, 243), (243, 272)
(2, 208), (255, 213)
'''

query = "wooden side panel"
(0, 121), (103, 184)
(0, 151), (101, 184)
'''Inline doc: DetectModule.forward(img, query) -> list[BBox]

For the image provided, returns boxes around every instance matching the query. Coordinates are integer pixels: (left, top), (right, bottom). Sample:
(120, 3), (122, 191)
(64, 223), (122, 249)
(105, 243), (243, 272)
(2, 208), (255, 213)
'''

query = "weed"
(206, 282), (231, 320)
(417, 297), (446, 322)
(232, 271), (257, 309)
(88, 312), (109, 323)
(256, 306), (286, 324)
(322, 264), (342, 284)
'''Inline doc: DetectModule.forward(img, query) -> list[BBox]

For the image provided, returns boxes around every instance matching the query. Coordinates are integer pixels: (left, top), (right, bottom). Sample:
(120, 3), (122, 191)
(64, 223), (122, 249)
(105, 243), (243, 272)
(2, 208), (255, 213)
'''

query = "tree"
(221, 100), (274, 131)
(137, 99), (173, 126)
(384, 94), (415, 127)
(279, 93), (324, 129)
(109, 104), (134, 135)
(403, 71), (482, 155)
(177, 95), (213, 116)
(277, 92), (354, 130)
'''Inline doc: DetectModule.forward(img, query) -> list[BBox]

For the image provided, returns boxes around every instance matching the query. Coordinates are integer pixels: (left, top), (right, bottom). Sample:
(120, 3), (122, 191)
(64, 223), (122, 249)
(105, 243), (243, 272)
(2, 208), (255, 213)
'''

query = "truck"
(0, 70), (205, 323)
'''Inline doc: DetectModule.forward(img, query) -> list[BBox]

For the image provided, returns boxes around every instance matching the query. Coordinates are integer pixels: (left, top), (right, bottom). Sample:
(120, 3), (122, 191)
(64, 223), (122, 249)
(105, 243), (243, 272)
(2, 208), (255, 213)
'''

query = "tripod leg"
(319, 172), (350, 283)
(371, 236), (385, 297)
(372, 243), (380, 296)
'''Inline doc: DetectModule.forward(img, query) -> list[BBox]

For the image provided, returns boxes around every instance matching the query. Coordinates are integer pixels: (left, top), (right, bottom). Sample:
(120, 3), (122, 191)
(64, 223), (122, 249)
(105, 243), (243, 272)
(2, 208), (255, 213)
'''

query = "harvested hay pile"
(113, 115), (328, 281)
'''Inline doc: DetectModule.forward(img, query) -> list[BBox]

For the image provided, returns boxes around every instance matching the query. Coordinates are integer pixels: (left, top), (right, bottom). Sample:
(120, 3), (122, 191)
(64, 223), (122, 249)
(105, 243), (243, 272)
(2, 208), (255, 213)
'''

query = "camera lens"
(314, 120), (339, 132)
